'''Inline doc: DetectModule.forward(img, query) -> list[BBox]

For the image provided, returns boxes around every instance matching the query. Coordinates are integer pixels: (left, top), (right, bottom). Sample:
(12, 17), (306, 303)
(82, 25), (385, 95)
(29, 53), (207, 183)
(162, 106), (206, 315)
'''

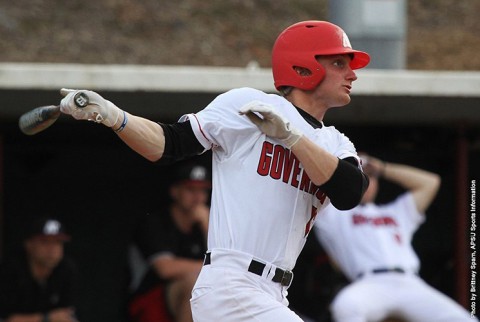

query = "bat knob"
(74, 92), (89, 108)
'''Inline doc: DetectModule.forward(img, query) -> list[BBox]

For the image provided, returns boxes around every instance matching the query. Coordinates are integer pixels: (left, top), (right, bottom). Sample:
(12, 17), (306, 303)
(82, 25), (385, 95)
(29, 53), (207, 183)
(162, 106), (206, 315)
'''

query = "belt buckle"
(280, 270), (293, 287)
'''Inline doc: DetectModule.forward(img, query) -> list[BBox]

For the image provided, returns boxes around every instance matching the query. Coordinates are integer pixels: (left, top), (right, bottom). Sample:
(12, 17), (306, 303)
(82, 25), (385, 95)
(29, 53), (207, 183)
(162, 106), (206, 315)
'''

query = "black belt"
(356, 267), (406, 279)
(203, 252), (293, 287)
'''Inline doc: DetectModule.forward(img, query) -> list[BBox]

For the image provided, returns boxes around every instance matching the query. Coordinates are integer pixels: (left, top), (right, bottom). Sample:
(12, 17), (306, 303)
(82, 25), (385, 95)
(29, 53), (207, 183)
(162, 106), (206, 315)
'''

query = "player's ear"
(293, 66), (312, 76)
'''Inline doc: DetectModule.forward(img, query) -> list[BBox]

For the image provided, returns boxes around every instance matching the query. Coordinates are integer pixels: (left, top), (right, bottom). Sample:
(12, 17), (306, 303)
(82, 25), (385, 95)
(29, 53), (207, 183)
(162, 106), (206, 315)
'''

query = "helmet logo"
(43, 220), (61, 235)
(342, 31), (352, 49)
(190, 166), (207, 181)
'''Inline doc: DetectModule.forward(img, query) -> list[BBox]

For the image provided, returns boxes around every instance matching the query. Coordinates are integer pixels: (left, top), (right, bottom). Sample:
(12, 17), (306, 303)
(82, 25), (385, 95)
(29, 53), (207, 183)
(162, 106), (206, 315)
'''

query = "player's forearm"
(291, 136), (338, 186)
(152, 258), (203, 279)
(291, 137), (368, 210)
(4, 313), (43, 322)
(383, 162), (441, 212)
(383, 162), (440, 192)
(191, 204), (210, 238)
(114, 113), (165, 162)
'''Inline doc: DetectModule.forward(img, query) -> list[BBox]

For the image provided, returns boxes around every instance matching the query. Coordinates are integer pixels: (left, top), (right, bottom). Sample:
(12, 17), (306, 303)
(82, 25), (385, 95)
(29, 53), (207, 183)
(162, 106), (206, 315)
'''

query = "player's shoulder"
(320, 123), (353, 143)
(135, 210), (174, 233)
(0, 254), (28, 280)
(321, 123), (343, 135)
(388, 192), (417, 210)
(223, 87), (267, 97)
(216, 87), (283, 106)
(216, 87), (261, 101)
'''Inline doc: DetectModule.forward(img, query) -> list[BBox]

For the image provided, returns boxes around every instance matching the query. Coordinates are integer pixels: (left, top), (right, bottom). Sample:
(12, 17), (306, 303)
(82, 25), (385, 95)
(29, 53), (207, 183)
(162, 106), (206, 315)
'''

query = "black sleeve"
(0, 261), (14, 318)
(320, 157), (369, 210)
(55, 258), (79, 309)
(157, 120), (205, 165)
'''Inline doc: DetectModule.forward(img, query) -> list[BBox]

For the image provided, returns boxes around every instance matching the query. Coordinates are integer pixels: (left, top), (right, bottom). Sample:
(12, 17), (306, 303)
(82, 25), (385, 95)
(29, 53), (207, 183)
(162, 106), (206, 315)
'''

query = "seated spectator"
(128, 162), (211, 322)
(0, 216), (80, 322)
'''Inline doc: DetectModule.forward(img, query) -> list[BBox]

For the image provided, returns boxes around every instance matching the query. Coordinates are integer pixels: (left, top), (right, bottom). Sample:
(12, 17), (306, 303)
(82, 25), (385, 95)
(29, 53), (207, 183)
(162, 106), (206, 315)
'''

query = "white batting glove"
(59, 88), (122, 128)
(239, 101), (303, 148)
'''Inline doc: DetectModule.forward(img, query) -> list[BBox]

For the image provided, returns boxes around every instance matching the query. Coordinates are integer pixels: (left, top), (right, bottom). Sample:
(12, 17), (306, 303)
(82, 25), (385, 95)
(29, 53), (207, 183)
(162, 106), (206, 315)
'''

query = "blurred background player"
(128, 163), (210, 322)
(0, 216), (80, 322)
(314, 153), (474, 322)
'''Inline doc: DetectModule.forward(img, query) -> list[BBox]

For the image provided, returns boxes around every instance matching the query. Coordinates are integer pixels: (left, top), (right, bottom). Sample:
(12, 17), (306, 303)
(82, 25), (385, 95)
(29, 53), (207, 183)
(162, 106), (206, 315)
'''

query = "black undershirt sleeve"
(320, 157), (369, 210)
(157, 120), (205, 165)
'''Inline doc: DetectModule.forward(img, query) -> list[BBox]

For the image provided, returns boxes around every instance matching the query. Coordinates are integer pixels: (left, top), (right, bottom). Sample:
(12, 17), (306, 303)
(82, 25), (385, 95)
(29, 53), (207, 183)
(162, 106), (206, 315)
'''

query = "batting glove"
(239, 101), (303, 148)
(59, 88), (122, 128)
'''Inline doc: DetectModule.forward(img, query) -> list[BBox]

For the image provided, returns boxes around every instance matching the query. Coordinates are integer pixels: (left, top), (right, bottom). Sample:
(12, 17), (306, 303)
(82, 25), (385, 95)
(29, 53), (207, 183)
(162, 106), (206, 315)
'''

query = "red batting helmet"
(272, 21), (370, 91)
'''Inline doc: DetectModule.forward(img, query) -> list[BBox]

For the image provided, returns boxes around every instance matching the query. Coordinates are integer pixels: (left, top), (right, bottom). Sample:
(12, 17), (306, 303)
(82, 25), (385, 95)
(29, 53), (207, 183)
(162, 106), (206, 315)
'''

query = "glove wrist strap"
(113, 111), (128, 133)
(283, 133), (302, 148)
(101, 103), (121, 127)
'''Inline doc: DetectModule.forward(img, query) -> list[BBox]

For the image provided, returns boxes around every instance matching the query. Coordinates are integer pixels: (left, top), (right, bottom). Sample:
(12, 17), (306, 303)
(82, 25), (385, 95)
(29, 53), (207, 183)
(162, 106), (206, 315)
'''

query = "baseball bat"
(18, 92), (90, 135)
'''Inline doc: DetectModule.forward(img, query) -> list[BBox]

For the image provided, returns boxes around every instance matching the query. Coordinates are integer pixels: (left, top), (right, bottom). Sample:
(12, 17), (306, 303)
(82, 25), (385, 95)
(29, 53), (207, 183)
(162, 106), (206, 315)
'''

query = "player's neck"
(286, 90), (327, 121)
(295, 107), (323, 129)
(29, 260), (53, 283)
(171, 204), (195, 233)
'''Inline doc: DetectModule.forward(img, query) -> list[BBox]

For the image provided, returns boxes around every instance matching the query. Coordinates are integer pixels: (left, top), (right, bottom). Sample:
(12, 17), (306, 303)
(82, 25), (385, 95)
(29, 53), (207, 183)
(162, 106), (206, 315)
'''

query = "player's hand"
(359, 153), (386, 177)
(192, 203), (210, 235)
(59, 88), (122, 128)
(46, 307), (80, 322)
(239, 101), (303, 148)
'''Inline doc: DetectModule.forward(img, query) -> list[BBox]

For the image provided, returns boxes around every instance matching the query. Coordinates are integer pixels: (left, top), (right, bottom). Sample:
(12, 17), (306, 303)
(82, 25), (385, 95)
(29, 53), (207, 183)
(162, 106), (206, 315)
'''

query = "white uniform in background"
(315, 193), (475, 322)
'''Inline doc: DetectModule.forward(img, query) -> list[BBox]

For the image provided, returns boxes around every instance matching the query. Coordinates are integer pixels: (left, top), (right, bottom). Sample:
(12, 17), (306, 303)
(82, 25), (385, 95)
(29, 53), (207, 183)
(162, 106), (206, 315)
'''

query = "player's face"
(361, 175), (379, 204)
(25, 236), (64, 270)
(314, 54), (357, 108)
(172, 184), (210, 212)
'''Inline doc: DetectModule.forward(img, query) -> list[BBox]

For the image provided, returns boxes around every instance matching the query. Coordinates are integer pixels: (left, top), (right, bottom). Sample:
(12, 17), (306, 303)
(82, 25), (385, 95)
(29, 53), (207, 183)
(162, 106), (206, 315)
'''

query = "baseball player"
(58, 21), (370, 321)
(0, 217), (80, 322)
(129, 163), (211, 322)
(314, 154), (476, 322)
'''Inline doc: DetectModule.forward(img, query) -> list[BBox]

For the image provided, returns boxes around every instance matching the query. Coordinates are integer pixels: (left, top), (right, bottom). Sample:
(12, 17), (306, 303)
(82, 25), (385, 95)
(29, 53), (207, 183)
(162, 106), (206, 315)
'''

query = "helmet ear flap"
(293, 66), (313, 77)
(293, 64), (326, 91)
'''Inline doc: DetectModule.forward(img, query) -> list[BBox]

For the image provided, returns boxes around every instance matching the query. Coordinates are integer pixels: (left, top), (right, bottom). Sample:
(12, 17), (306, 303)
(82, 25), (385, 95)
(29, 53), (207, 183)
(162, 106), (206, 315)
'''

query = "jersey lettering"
(257, 141), (327, 204)
(282, 149), (296, 184)
(352, 214), (398, 227)
(270, 145), (285, 180)
(257, 142), (274, 176)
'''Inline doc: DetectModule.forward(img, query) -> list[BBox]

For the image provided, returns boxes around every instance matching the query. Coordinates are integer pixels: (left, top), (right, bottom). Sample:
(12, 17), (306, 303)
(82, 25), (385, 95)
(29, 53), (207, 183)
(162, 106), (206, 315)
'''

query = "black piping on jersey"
(294, 106), (323, 129)
(159, 110), (369, 210)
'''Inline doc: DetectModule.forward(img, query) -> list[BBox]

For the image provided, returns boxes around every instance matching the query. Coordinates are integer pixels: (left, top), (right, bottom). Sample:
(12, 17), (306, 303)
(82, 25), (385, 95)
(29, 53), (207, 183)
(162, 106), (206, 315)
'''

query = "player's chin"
(335, 95), (352, 107)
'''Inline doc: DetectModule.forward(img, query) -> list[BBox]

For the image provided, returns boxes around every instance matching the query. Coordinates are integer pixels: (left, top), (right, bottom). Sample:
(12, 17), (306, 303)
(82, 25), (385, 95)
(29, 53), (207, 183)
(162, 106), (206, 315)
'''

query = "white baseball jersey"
(181, 87), (358, 270)
(315, 193), (423, 280)
(315, 193), (475, 322)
